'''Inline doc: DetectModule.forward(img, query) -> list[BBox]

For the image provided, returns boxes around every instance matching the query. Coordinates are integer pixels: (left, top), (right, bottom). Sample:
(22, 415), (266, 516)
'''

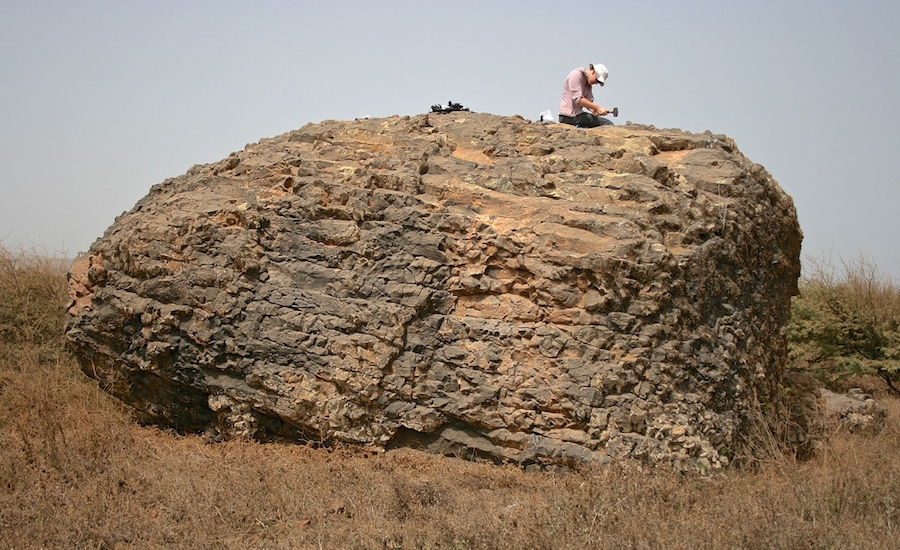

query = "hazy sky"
(2, 1), (898, 278)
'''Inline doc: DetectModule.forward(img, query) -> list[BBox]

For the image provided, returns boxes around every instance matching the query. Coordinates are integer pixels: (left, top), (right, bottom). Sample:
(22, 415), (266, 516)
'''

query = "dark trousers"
(559, 112), (613, 128)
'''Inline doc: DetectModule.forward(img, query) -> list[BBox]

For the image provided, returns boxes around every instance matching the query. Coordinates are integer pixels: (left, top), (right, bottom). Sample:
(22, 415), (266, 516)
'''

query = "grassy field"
(2, 247), (899, 549)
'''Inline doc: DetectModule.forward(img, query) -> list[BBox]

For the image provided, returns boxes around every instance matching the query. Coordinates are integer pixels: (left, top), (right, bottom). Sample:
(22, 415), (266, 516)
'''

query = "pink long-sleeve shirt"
(558, 67), (592, 117)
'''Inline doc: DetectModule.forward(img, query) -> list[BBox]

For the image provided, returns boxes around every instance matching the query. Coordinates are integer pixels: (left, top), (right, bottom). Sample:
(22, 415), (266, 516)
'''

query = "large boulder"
(66, 113), (804, 471)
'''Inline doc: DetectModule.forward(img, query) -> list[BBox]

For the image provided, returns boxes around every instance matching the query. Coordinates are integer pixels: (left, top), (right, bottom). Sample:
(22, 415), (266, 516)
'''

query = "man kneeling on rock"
(558, 63), (613, 128)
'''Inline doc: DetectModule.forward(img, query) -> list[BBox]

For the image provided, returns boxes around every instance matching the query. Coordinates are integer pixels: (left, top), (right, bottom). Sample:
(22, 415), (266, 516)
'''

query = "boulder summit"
(66, 113), (805, 471)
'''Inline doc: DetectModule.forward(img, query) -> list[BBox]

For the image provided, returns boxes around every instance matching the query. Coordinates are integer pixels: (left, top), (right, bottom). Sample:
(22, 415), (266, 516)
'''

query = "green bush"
(788, 254), (900, 394)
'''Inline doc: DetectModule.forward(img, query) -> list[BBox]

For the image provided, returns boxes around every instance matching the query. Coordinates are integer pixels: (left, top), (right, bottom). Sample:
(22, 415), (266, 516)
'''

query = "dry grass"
(2, 247), (899, 549)
(0, 245), (70, 366)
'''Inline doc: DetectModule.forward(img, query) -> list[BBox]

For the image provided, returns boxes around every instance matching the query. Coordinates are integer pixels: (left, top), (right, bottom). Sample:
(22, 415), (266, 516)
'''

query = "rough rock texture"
(820, 388), (887, 434)
(66, 113), (804, 471)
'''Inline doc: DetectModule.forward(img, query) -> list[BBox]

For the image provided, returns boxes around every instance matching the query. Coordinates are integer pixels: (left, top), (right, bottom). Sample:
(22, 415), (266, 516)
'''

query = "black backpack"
(430, 100), (470, 114)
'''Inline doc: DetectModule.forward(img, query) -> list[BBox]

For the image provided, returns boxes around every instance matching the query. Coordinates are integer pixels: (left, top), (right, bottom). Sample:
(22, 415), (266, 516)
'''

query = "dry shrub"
(1, 246), (899, 549)
(0, 245), (70, 365)
(789, 253), (900, 396)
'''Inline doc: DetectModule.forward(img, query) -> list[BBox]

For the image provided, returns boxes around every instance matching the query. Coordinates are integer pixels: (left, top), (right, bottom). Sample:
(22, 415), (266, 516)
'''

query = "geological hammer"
(607, 107), (618, 117)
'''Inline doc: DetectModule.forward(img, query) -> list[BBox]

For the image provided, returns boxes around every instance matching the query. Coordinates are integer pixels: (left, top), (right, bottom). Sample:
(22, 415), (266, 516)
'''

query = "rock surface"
(820, 388), (886, 434)
(66, 113), (804, 471)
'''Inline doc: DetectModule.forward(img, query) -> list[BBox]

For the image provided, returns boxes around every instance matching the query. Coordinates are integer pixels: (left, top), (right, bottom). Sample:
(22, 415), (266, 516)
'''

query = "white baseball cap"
(591, 63), (608, 85)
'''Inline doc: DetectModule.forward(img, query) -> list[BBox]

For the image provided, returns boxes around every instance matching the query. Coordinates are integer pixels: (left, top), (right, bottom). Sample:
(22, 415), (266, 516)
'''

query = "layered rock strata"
(66, 113), (803, 471)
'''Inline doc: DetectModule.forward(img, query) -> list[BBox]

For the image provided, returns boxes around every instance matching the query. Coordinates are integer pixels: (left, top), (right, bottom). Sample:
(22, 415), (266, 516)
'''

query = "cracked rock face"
(66, 113), (803, 471)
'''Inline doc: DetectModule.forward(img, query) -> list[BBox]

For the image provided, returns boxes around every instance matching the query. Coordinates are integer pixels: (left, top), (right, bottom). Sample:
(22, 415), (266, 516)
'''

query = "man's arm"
(578, 97), (609, 116)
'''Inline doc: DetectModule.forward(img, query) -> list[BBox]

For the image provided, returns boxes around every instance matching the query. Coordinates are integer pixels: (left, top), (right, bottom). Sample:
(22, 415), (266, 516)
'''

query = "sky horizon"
(2, 1), (898, 280)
